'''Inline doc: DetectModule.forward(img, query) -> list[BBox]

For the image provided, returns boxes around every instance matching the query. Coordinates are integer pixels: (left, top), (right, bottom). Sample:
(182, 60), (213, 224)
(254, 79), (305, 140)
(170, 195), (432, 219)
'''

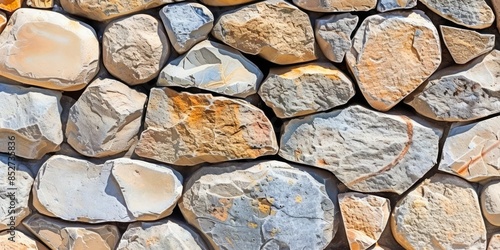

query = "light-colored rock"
(258, 62), (355, 118)
(391, 174), (487, 249)
(346, 11), (441, 111)
(481, 180), (500, 226)
(199, 0), (257, 6)
(315, 14), (359, 63)
(135, 88), (278, 166)
(212, 0), (316, 65)
(65, 78), (146, 158)
(441, 25), (495, 64)
(103, 14), (169, 86)
(0, 0), (20, 12)
(406, 50), (500, 121)
(493, 0), (500, 34)
(293, 0), (376, 12)
(419, 0), (494, 29)
(27, 0), (54, 9)
(0, 84), (62, 159)
(33, 155), (183, 223)
(0, 230), (48, 250)
(489, 234), (500, 250)
(0, 11), (6, 33)
(377, 0), (416, 12)
(0, 8), (99, 91)
(158, 40), (263, 98)
(279, 105), (441, 194)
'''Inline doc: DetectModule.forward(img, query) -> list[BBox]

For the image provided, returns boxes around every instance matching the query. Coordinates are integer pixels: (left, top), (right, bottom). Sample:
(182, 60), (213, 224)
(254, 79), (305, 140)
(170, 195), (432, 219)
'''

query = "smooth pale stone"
(489, 234), (500, 250)
(419, 0), (494, 29)
(0, 11), (6, 33)
(0, 0), (20, 12)
(258, 62), (355, 118)
(65, 78), (147, 158)
(212, 0), (316, 65)
(23, 214), (120, 250)
(441, 25), (495, 64)
(315, 14), (359, 63)
(338, 193), (390, 250)
(293, 0), (376, 12)
(27, 0), (54, 9)
(103, 14), (170, 86)
(279, 105), (441, 194)
(158, 40), (263, 98)
(199, 0), (257, 6)
(377, 0), (416, 12)
(0, 9), (99, 91)
(345, 11), (441, 111)
(391, 174), (487, 249)
(406, 50), (500, 121)
(0, 84), (62, 159)
(481, 180), (500, 226)
(0, 230), (48, 250)
(33, 155), (183, 223)
(135, 88), (278, 166)
(180, 161), (337, 250)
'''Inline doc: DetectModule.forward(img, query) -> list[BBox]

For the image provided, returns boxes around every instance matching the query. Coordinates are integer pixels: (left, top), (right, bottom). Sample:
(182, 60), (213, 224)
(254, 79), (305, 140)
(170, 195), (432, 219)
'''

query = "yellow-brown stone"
(0, 0), (21, 12)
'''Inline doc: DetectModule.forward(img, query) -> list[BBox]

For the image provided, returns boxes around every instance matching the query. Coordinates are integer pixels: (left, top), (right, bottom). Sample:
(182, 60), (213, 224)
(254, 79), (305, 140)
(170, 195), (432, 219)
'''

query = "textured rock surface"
(279, 105), (441, 194)
(66, 78), (147, 158)
(27, 0), (54, 8)
(103, 14), (169, 86)
(315, 14), (359, 63)
(0, 11), (6, 33)
(0, 8), (99, 91)
(481, 180), (500, 226)
(135, 88), (278, 166)
(33, 155), (183, 223)
(391, 174), (487, 249)
(441, 25), (495, 64)
(346, 11), (441, 111)
(0, 0), (21, 12)
(419, 0), (494, 29)
(158, 40), (263, 98)
(377, 0), (416, 12)
(490, 234), (500, 250)
(258, 62), (355, 118)
(200, 0), (257, 6)
(293, 0), (376, 12)
(0, 230), (48, 250)
(212, 0), (316, 65)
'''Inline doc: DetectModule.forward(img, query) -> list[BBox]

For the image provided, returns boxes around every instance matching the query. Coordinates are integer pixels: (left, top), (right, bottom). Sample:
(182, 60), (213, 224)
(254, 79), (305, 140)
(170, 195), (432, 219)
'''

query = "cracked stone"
(293, 0), (376, 12)
(441, 25), (495, 64)
(315, 14), (359, 63)
(0, 230), (48, 250)
(419, 0), (494, 29)
(481, 180), (500, 226)
(377, 0), (416, 12)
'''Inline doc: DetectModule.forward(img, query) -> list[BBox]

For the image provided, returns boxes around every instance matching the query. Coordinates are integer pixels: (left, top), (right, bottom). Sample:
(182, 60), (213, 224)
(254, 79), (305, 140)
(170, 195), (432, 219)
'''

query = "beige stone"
(420, 0), (494, 29)
(27, 0), (54, 9)
(493, 0), (500, 33)
(0, 0), (21, 12)
(200, 0), (257, 6)
(377, 0), (416, 12)
(481, 180), (500, 226)
(315, 14), (359, 63)
(293, 0), (376, 12)
(489, 234), (500, 250)
(441, 25), (495, 64)
(0, 11), (6, 33)
(0, 230), (48, 250)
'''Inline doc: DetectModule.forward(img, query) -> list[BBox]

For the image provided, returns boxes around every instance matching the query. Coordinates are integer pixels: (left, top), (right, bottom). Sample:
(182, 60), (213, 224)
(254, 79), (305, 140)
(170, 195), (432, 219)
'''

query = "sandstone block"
(377, 0), (416, 12)
(0, 0), (20, 12)
(315, 14), (359, 63)
(441, 25), (495, 64)
(0, 11), (6, 33)
(293, 0), (376, 12)
(481, 180), (500, 226)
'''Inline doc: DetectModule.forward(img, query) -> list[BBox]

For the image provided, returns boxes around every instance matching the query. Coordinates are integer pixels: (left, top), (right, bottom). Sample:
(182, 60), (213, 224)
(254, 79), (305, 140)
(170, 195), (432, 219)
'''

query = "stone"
(419, 0), (494, 29)
(23, 214), (120, 250)
(293, 0), (376, 12)
(199, 0), (257, 6)
(258, 62), (355, 118)
(441, 25), (495, 64)
(27, 0), (54, 8)
(489, 234), (500, 250)
(0, 84), (63, 159)
(391, 174), (487, 249)
(0, 11), (6, 33)
(0, 230), (48, 250)
(157, 40), (263, 98)
(0, 0), (20, 12)
(405, 50), (500, 121)
(103, 14), (170, 86)
(315, 14), (359, 63)
(377, 0), (416, 12)
(180, 160), (337, 250)
(338, 193), (390, 250)
(212, 0), (316, 65)
(160, 3), (214, 54)
(493, 0), (500, 33)
(65, 78), (147, 158)
(135, 88), (278, 166)
(481, 180), (500, 226)
(33, 155), (183, 223)
(0, 8), (99, 91)
(279, 105), (441, 194)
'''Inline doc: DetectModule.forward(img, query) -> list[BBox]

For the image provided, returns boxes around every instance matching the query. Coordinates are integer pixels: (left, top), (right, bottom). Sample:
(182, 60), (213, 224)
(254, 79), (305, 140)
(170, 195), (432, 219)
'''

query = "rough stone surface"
(489, 234), (500, 250)
(493, 0), (500, 34)
(419, 0), (494, 29)
(258, 62), (355, 118)
(279, 105), (441, 194)
(406, 50), (500, 121)
(33, 155), (183, 223)
(0, 0), (20, 12)
(200, 0), (257, 6)
(0, 11), (6, 33)
(377, 0), (416, 12)
(27, 0), (54, 8)
(293, 0), (376, 12)
(391, 174), (487, 249)
(135, 88), (278, 166)
(315, 14), (359, 63)
(481, 180), (500, 226)
(103, 14), (170, 86)
(158, 40), (263, 98)
(65, 78), (147, 158)
(0, 230), (48, 250)
(346, 11), (441, 111)
(441, 25), (495, 64)
(212, 0), (316, 65)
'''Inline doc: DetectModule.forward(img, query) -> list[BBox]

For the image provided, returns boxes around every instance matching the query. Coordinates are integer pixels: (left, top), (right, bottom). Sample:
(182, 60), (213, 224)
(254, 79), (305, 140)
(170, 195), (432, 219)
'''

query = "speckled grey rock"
(481, 180), (500, 226)
(419, 0), (494, 29)
(315, 14), (359, 63)
(377, 0), (416, 12)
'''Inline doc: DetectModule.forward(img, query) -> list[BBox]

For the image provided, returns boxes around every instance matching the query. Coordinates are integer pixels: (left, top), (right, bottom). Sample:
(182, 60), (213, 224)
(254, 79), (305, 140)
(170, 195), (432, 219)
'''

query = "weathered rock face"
(103, 14), (170, 86)
(33, 155), (183, 223)
(180, 161), (337, 250)
(200, 0), (257, 6)
(258, 62), (355, 118)
(0, 0), (21, 12)
(65, 78), (147, 158)
(490, 234), (500, 250)
(135, 88), (278, 166)
(158, 40), (263, 98)
(441, 25), (495, 64)
(27, 0), (53, 8)
(377, 0), (416, 12)
(493, 0), (500, 33)
(279, 105), (441, 194)
(0, 11), (6, 33)
(0, 230), (48, 250)
(212, 0), (316, 65)
(0, 8), (99, 91)
(406, 50), (500, 121)
(419, 0), (494, 29)
(481, 180), (500, 226)
(391, 174), (487, 249)
(346, 11), (441, 111)
(315, 14), (359, 63)
(293, 0), (376, 12)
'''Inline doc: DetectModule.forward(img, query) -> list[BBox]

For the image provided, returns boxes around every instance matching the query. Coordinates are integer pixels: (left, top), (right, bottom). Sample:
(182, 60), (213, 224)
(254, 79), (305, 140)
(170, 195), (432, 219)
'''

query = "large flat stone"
(419, 0), (494, 29)
(441, 25), (495, 64)
(293, 0), (376, 12)
(315, 14), (359, 63)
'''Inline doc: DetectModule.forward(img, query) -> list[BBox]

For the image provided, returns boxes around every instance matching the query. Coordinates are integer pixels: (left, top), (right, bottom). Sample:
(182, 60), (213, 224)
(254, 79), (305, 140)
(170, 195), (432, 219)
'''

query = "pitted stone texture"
(158, 40), (263, 98)
(0, 84), (62, 159)
(135, 88), (278, 166)
(377, 0), (416, 12)
(481, 180), (500, 226)
(315, 14), (359, 63)
(279, 105), (440, 194)
(419, 0), (494, 29)
(33, 155), (183, 223)
(0, 11), (6, 33)
(0, 0), (20, 12)
(65, 78), (146, 158)
(494, 1), (500, 33)
(27, 0), (54, 8)
(200, 0), (257, 6)
(180, 161), (336, 250)
(391, 174), (487, 249)
(258, 62), (355, 118)
(489, 234), (500, 250)
(406, 50), (500, 121)
(0, 9), (99, 91)
(103, 14), (170, 86)
(293, 0), (376, 12)
(212, 0), (316, 65)
(0, 230), (48, 250)
(441, 25), (495, 64)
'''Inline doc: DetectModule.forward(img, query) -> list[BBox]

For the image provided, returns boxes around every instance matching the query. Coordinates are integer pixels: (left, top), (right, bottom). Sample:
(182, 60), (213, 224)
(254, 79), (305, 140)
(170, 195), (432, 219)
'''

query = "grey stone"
(315, 14), (359, 63)
(377, 0), (416, 12)
(419, 0), (494, 29)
